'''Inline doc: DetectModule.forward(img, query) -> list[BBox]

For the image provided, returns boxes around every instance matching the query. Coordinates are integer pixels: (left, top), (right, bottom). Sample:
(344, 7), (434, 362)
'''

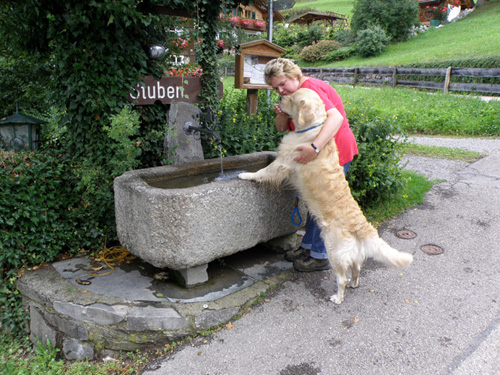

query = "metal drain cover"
(396, 229), (417, 239)
(421, 244), (444, 255)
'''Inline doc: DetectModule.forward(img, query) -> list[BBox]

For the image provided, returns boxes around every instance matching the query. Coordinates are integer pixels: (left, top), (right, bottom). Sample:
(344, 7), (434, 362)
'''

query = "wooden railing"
(223, 65), (500, 95)
(223, 66), (236, 76)
(301, 67), (500, 95)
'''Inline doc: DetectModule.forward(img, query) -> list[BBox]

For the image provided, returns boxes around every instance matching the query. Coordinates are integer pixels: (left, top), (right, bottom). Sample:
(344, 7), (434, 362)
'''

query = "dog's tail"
(363, 236), (413, 269)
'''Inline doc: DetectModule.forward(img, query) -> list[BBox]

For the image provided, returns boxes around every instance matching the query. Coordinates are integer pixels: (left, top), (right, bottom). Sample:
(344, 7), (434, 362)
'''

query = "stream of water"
(219, 144), (224, 176)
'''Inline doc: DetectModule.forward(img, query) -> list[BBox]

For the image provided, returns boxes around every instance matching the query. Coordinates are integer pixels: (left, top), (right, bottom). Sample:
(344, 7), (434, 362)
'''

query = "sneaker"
(293, 256), (330, 272)
(284, 247), (310, 262)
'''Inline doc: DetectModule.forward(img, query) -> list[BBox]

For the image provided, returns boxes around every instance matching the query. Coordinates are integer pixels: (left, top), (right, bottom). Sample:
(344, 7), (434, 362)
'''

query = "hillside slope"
(297, 0), (499, 68)
(293, 0), (355, 17)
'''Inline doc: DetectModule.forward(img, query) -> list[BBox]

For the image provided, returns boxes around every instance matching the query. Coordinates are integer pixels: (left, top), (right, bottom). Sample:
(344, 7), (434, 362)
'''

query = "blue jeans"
(301, 161), (351, 259)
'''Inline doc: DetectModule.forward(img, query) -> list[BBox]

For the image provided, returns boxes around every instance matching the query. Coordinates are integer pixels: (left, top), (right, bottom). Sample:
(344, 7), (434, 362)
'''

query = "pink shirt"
(290, 77), (358, 166)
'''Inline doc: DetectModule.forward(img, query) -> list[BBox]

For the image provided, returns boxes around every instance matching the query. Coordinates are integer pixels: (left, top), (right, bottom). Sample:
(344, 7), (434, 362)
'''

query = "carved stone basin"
(113, 152), (303, 286)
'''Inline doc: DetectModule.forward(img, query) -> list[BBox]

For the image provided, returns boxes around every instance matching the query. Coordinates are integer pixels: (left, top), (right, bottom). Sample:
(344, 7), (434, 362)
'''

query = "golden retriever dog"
(238, 88), (413, 304)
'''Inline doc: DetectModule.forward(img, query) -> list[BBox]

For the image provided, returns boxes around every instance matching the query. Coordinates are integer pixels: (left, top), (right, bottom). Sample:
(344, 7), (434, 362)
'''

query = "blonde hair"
(264, 58), (303, 85)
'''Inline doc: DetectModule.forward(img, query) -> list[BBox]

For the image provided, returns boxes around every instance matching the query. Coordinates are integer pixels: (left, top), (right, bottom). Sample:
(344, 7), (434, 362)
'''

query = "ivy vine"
(0, 0), (256, 244)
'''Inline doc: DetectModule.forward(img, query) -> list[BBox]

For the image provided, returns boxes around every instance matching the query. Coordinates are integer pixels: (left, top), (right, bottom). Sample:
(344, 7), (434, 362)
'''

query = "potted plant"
(426, 5), (448, 26)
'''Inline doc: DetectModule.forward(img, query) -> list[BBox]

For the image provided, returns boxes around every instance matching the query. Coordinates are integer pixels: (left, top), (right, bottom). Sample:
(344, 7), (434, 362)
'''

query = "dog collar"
(295, 122), (324, 133)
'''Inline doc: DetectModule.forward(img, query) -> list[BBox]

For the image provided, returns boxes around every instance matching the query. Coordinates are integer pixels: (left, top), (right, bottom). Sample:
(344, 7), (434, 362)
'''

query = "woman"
(264, 58), (358, 272)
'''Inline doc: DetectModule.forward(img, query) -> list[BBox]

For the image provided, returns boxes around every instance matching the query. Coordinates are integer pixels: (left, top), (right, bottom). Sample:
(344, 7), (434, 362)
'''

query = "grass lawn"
(402, 143), (485, 162)
(335, 85), (500, 136)
(293, 0), (355, 17)
(303, 0), (500, 68)
(363, 170), (434, 225)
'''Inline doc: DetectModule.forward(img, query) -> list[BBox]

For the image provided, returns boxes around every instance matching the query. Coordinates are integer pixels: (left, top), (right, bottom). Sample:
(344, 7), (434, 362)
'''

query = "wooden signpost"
(128, 76), (222, 105)
(234, 40), (286, 114)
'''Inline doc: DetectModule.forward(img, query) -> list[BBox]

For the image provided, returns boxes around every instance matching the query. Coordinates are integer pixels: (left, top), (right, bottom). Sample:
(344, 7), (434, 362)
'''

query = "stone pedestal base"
(16, 247), (293, 359)
(176, 264), (209, 287)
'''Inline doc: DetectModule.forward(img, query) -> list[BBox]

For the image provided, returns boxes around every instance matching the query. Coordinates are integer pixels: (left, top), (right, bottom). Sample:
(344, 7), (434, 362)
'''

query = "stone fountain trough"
(114, 151), (304, 286)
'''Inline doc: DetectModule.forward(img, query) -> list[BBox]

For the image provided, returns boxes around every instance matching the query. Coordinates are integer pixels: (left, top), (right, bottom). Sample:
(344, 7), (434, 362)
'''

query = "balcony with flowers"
(225, 15), (267, 32)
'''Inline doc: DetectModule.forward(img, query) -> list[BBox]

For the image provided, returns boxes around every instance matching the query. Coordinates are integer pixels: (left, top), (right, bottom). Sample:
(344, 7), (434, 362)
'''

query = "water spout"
(183, 122), (223, 175)
(183, 122), (221, 143)
(183, 107), (223, 175)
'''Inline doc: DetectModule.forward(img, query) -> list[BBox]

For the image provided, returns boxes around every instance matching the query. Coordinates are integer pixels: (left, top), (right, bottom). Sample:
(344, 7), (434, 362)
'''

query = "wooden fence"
(301, 67), (500, 95)
(223, 66), (500, 95)
(223, 67), (236, 77)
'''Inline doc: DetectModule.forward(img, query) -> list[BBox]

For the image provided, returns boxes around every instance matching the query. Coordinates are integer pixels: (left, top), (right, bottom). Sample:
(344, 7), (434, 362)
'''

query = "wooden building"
(288, 11), (349, 31)
(229, 0), (285, 33)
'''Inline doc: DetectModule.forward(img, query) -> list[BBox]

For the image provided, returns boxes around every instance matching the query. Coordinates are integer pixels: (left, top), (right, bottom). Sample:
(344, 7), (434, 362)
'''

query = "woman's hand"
(274, 104), (290, 133)
(274, 104), (287, 117)
(294, 108), (343, 164)
(294, 144), (317, 164)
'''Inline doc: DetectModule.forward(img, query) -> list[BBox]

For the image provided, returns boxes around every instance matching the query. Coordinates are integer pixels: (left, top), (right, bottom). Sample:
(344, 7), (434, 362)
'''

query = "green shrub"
(301, 40), (342, 62)
(2, 0), (171, 254)
(0, 149), (84, 335)
(272, 23), (305, 58)
(345, 105), (405, 208)
(297, 24), (326, 49)
(103, 106), (142, 178)
(322, 46), (356, 62)
(72, 106), (146, 244)
(202, 88), (283, 158)
(272, 23), (300, 49)
(351, 0), (419, 42)
(274, 23), (326, 50)
(355, 25), (390, 58)
(272, 23), (330, 59)
(330, 29), (356, 46)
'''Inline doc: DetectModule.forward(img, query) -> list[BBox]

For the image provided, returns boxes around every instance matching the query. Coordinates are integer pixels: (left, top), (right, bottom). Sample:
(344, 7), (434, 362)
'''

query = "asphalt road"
(142, 136), (500, 375)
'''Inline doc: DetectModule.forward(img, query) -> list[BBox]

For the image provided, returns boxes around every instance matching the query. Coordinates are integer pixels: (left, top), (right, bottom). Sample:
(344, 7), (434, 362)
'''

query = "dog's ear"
(297, 99), (315, 126)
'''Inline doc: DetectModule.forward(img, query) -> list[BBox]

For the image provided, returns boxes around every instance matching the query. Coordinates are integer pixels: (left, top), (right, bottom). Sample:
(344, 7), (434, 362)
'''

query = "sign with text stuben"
(128, 76), (222, 105)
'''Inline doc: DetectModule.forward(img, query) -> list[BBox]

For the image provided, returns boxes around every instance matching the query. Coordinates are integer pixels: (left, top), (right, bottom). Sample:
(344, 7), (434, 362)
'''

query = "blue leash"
(291, 193), (302, 226)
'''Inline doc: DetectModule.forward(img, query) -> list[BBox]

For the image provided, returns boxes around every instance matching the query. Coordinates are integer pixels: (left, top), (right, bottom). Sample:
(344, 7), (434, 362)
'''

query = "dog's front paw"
(238, 172), (255, 180)
(329, 294), (344, 305)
